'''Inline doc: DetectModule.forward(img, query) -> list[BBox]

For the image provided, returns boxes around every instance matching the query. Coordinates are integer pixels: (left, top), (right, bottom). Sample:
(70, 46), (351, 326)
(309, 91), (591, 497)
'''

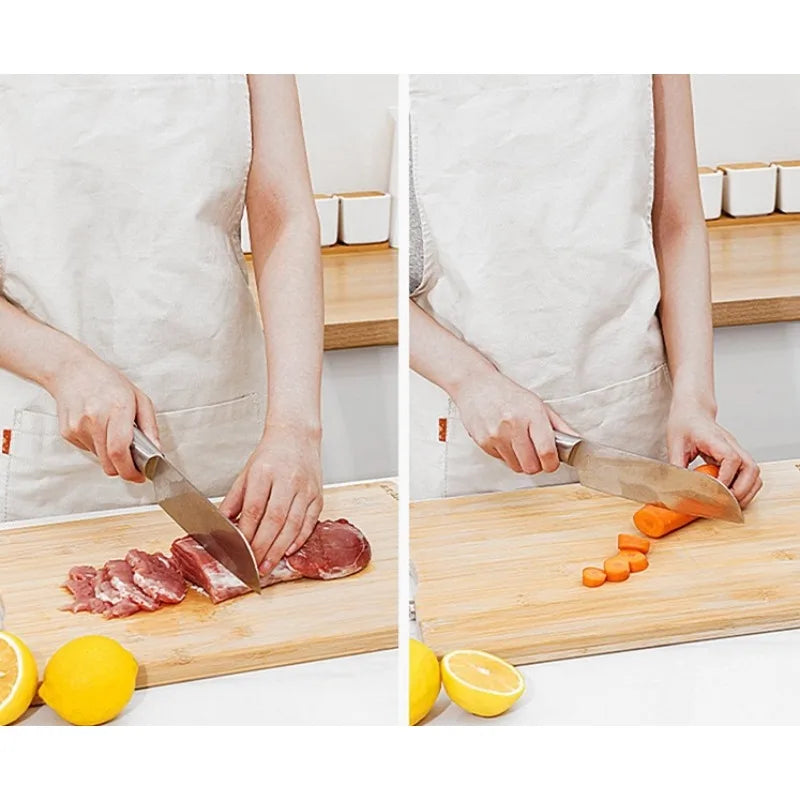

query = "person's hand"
(48, 348), (160, 483)
(219, 423), (323, 575)
(667, 398), (761, 508)
(451, 369), (577, 475)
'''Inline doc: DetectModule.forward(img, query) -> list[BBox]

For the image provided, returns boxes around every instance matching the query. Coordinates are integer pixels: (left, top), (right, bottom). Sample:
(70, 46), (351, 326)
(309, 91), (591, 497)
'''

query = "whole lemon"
(409, 638), (440, 725)
(0, 631), (39, 726)
(39, 635), (138, 726)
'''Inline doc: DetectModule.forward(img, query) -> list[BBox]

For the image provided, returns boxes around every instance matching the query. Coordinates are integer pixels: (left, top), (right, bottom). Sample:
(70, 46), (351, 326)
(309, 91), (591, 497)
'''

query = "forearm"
(410, 299), (495, 399)
(655, 220), (716, 411)
(251, 209), (323, 434)
(0, 296), (85, 394)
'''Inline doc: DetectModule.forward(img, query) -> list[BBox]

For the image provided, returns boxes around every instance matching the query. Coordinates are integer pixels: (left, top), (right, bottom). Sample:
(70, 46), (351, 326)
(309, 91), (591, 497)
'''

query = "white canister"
(773, 161), (800, 213)
(719, 162), (777, 217)
(698, 167), (723, 220)
(315, 194), (340, 247)
(336, 191), (391, 245)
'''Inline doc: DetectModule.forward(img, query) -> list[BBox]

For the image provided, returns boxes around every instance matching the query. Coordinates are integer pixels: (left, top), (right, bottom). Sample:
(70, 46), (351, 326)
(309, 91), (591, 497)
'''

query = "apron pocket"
(2, 393), (262, 523)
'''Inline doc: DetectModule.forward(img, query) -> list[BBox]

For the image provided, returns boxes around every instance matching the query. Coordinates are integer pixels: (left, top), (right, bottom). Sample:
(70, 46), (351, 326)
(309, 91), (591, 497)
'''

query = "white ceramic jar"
(773, 161), (800, 213)
(719, 162), (777, 217)
(314, 194), (340, 247)
(336, 191), (391, 245)
(698, 167), (723, 220)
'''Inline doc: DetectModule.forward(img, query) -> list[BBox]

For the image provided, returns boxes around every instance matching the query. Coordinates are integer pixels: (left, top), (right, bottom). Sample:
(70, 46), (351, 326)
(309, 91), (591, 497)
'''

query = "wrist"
(670, 382), (717, 419)
(445, 353), (497, 403)
(263, 414), (322, 444)
(37, 335), (92, 395)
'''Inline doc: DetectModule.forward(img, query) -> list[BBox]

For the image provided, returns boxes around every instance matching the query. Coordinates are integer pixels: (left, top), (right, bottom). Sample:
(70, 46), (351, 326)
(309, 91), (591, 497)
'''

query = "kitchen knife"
(554, 432), (744, 523)
(131, 427), (262, 592)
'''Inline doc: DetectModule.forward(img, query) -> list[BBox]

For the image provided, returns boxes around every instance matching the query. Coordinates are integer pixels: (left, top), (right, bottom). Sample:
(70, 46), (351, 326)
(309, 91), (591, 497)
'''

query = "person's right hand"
(48, 349), (160, 483)
(452, 369), (577, 475)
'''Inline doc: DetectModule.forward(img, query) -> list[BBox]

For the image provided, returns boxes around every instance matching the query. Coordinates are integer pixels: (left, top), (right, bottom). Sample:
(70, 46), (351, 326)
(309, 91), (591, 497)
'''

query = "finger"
(259, 493), (308, 575)
(59, 414), (91, 452)
(740, 476), (763, 509)
(252, 488), (295, 569)
(510, 428), (541, 475)
(731, 458), (759, 504)
(529, 412), (559, 473)
(666, 434), (690, 468)
(88, 418), (116, 476)
(134, 391), (161, 449)
(237, 473), (272, 542)
(219, 470), (246, 520)
(106, 408), (142, 482)
(547, 407), (579, 437)
(494, 440), (523, 473)
(714, 449), (742, 489)
(286, 497), (323, 556)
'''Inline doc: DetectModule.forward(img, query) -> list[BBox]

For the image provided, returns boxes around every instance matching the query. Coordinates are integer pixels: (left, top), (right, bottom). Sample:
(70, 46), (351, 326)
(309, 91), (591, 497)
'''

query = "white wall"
(297, 74), (397, 195)
(714, 322), (800, 462)
(691, 75), (800, 166)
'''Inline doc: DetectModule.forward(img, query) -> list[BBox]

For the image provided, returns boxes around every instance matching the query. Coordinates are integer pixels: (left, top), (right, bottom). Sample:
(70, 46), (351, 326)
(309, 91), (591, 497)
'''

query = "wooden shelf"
(245, 249), (397, 350)
(708, 211), (800, 228)
(710, 218), (800, 327)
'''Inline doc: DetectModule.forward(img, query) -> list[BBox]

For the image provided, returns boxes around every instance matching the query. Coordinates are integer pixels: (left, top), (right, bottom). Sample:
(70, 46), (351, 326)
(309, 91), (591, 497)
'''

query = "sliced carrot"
(619, 549), (649, 572)
(603, 555), (630, 582)
(582, 567), (607, 587)
(617, 533), (650, 554)
(633, 463), (722, 538)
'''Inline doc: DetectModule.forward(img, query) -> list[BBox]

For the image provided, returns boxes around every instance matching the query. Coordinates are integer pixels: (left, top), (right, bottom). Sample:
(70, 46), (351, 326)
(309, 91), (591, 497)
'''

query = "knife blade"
(554, 432), (744, 523)
(131, 427), (262, 592)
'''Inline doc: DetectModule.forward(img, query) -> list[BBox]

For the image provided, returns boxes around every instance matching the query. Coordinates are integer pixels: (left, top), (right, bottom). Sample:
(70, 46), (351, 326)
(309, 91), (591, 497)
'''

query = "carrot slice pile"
(633, 464), (721, 539)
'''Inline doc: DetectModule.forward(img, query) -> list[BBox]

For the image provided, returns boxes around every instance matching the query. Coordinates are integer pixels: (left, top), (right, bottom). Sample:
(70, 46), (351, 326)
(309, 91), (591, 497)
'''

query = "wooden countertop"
(709, 217), (800, 327)
(245, 248), (398, 350)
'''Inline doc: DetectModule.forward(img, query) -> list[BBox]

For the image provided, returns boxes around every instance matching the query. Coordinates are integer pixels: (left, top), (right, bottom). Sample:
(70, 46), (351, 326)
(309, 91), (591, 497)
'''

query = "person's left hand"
(219, 423), (323, 575)
(667, 398), (762, 508)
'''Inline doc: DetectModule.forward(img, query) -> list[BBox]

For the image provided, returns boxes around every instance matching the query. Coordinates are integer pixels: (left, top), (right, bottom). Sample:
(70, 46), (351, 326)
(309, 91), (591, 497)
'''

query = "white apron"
(0, 75), (266, 521)
(410, 74), (672, 500)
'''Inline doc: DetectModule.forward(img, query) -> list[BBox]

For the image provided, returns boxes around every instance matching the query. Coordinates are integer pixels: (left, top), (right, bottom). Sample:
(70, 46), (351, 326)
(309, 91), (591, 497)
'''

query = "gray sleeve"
(409, 153), (425, 297)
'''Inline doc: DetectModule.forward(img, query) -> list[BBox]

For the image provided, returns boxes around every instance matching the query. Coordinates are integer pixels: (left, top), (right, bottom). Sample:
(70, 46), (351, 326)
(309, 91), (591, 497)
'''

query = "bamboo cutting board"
(0, 481), (397, 690)
(412, 461), (800, 664)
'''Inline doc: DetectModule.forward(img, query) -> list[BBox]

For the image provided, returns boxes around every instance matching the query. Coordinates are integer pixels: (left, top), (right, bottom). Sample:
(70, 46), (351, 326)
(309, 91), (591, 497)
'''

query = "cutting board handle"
(131, 426), (163, 480)
(554, 432), (583, 464)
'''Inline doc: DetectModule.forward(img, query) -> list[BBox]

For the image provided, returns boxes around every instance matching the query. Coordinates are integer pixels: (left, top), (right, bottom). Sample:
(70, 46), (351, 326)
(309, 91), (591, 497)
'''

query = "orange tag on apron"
(2, 429), (10, 455)
(438, 418), (448, 442)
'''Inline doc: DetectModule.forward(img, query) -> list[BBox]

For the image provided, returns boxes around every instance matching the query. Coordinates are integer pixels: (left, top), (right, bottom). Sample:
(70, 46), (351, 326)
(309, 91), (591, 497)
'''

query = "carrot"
(617, 533), (650, 554)
(582, 567), (607, 587)
(619, 549), (649, 572)
(603, 555), (630, 582)
(633, 464), (722, 538)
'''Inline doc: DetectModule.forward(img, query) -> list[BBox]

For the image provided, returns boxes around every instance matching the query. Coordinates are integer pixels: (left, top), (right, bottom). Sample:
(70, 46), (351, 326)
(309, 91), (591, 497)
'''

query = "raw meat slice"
(125, 549), (186, 604)
(95, 558), (161, 616)
(170, 537), (251, 604)
(61, 566), (110, 614)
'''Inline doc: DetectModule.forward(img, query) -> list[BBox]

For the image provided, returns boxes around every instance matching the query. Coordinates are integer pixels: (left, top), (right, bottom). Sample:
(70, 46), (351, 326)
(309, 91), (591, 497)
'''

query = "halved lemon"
(0, 631), (39, 726)
(441, 649), (524, 717)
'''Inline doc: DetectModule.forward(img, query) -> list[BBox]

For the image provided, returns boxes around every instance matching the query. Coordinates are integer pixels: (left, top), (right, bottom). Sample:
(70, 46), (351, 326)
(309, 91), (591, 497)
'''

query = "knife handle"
(131, 426), (163, 480)
(554, 432), (583, 464)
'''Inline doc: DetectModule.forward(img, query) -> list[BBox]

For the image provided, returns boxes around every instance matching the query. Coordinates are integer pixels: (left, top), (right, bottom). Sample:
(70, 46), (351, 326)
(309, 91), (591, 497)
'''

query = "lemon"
(441, 649), (524, 717)
(39, 635), (138, 726)
(409, 638), (440, 725)
(0, 631), (38, 726)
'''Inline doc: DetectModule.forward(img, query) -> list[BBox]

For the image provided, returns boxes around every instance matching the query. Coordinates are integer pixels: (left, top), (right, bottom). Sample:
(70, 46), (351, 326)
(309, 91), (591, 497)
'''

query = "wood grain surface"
(0, 481), (397, 692)
(709, 219), (800, 326)
(245, 249), (398, 350)
(411, 461), (800, 665)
